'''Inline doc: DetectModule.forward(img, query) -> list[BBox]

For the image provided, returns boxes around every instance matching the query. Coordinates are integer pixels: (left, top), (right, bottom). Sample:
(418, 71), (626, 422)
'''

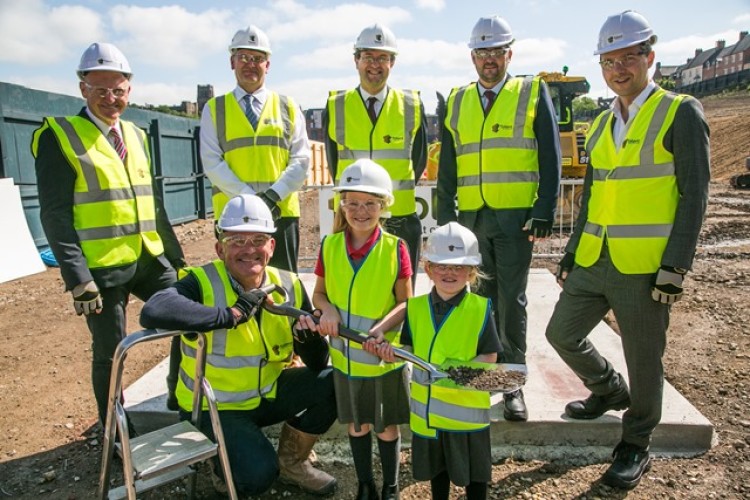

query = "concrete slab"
(125, 268), (714, 458)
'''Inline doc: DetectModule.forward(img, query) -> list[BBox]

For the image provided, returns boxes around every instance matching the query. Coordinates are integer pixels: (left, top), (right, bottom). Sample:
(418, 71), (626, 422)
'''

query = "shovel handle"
(260, 298), (448, 380)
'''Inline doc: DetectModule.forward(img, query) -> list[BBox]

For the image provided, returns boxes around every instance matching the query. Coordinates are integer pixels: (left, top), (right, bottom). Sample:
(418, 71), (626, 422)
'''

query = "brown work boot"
(277, 422), (337, 496)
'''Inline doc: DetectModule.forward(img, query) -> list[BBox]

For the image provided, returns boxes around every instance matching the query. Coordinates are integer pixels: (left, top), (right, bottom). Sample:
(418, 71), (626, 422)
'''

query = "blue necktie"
(243, 94), (259, 128)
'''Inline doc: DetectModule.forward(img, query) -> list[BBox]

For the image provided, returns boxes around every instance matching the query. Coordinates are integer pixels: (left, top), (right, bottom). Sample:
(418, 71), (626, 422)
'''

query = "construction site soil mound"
(1, 92), (749, 499)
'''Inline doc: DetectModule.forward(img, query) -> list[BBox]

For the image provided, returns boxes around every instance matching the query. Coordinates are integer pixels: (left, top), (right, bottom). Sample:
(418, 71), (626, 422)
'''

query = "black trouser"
(181, 367), (336, 496)
(471, 208), (533, 364)
(383, 212), (422, 287)
(88, 253), (177, 425)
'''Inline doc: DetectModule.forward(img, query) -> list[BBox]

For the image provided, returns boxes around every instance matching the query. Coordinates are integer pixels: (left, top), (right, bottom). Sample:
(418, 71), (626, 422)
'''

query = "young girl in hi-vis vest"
(312, 159), (413, 500)
(365, 222), (501, 500)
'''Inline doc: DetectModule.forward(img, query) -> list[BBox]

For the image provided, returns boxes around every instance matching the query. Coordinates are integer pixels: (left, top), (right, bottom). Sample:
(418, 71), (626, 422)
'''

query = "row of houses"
(655, 31), (750, 95)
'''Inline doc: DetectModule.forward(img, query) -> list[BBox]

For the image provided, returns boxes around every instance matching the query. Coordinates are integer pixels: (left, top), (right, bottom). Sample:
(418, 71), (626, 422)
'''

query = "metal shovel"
(257, 285), (526, 393)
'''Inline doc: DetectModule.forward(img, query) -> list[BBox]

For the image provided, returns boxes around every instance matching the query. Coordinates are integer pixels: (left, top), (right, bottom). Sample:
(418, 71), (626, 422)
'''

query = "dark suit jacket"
(34, 108), (185, 291)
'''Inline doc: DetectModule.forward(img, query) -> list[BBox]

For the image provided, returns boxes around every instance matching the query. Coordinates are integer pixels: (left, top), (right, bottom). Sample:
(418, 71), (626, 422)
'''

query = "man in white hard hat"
(200, 25), (310, 274)
(31, 42), (186, 429)
(436, 16), (561, 422)
(546, 10), (710, 490)
(323, 23), (427, 280)
(141, 194), (337, 497)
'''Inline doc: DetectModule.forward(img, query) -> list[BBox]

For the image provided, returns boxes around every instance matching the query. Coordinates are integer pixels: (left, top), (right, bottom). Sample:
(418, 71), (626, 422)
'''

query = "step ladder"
(97, 329), (237, 499)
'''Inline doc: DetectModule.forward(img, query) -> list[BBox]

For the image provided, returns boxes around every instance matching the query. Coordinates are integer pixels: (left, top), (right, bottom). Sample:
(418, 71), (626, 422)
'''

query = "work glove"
(651, 266), (686, 304)
(232, 288), (268, 324)
(257, 190), (281, 222)
(72, 281), (102, 316)
(555, 252), (575, 287)
(524, 218), (553, 239)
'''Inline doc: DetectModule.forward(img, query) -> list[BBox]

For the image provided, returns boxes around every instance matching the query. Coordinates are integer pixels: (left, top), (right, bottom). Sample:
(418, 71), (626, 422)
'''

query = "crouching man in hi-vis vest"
(140, 195), (337, 497)
(545, 10), (710, 491)
(31, 42), (186, 430)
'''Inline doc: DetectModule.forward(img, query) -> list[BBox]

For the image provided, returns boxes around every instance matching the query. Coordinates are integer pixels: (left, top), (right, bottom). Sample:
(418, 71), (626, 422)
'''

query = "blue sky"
(1, 0), (748, 114)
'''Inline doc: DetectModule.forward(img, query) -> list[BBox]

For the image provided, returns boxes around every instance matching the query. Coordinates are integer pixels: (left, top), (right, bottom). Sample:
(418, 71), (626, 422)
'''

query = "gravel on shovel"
(445, 365), (527, 391)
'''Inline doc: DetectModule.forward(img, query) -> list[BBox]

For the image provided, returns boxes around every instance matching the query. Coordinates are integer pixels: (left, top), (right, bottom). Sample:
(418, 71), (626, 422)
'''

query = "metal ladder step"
(128, 420), (217, 480)
(107, 465), (195, 500)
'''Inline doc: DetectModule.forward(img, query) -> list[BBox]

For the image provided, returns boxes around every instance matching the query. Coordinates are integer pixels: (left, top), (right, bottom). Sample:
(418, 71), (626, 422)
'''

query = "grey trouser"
(545, 245), (670, 448)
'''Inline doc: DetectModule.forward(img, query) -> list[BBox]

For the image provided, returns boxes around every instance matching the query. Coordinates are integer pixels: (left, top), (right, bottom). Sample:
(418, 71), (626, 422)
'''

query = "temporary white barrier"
(0, 178), (46, 283)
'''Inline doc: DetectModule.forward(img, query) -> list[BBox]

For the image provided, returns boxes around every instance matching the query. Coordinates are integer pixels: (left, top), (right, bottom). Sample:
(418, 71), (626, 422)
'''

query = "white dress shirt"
(199, 85), (311, 202)
(611, 80), (657, 151)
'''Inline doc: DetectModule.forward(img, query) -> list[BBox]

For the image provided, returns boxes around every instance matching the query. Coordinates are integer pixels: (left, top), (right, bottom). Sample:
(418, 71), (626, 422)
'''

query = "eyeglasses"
(235, 53), (267, 65)
(598, 53), (644, 71)
(221, 234), (272, 248)
(360, 54), (392, 65)
(429, 263), (471, 273)
(83, 82), (129, 99)
(472, 48), (509, 59)
(340, 199), (383, 213)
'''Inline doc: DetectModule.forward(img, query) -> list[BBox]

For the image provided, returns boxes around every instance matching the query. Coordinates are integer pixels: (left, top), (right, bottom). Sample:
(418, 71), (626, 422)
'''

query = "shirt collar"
(345, 226), (381, 260)
(359, 86), (388, 103)
(234, 85), (268, 104)
(477, 75), (508, 96)
(85, 107), (121, 136)
(429, 286), (467, 308)
(611, 80), (656, 122)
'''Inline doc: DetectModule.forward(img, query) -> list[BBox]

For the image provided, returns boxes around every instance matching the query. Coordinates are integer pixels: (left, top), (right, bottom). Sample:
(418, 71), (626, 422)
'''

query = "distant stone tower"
(197, 84), (214, 116)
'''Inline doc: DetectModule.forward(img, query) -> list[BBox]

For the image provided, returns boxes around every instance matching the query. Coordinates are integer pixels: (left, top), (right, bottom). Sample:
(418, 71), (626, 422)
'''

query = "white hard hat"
(594, 10), (657, 55)
(77, 42), (132, 80)
(354, 24), (398, 55)
(229, 25), (272, 55)
(218, 194), (276, 233)
(424, 222), (482, 266)
(468, 16), (514, 50)
(333, 159), (394, 206)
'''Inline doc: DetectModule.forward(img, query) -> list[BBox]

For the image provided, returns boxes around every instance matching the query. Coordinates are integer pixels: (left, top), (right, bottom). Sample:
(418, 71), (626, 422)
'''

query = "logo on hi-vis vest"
(491, 124), (512, 133)
(383, 135), (404, 144)
(622, 138), (641, 147)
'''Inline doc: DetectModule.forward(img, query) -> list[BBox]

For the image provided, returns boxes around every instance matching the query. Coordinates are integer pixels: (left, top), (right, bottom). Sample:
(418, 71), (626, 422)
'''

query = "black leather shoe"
(565, 387), (630, 419)
(601, 441), (651, 489)
(381, 483), (399, 500)
(503, 389), (528, 421)
(166, 390), (179, 411)
(356, 480), (379, 500)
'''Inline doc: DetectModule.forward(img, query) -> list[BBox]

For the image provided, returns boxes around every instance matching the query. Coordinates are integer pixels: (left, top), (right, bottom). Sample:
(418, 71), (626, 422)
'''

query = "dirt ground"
(1, 92), (749, 499)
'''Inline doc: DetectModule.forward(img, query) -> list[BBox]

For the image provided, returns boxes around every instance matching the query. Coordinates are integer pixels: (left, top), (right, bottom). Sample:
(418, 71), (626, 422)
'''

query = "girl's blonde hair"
(332, 191), (387, 234)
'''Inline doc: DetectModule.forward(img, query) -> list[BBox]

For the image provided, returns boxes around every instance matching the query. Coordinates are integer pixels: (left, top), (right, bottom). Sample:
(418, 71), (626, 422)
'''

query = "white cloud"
(658, 30), (739, 63)
(109, 5), (234, 69)
(731, 13), (750, 25)
(0, 0), (102, 64)
(415, 0), (446, 12)
(129, 82), (203, 107)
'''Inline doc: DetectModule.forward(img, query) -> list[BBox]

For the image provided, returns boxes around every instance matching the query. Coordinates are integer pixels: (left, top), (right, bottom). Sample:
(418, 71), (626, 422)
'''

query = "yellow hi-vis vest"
(327, 88), (421, 216)
(31, 116), (164, 268)
(407, 293), (491, 438)
(207, 92), (301, 218)
(321, 230), (405, 377)
(576, 89), (684, 274)
(445, 77), (542, 211)
(176, 260), (304, 411)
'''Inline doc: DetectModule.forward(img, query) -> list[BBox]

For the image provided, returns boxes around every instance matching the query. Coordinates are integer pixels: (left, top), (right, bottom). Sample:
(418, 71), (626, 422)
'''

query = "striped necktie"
(483, 90), (496, 115)
(243, 94), (259, 128)
(108, 128), (127, 161)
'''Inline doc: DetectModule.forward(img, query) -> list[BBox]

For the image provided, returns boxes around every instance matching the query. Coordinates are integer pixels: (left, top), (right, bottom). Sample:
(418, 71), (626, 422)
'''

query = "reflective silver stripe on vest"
(339, 307), (377, 332)
(75, 220), (157, 241)
(212, 181), (274, 196)
(181, 342), (264, 368)
(275, 269), (296, 299)
(204, 263), (229, 356)
(409, 382), (489, 425)
(73, 185), (153, 204)
(333, 89), (414, 161)
(594, 162), (675, 181)
(640, 93), (677, 165)
(514, 77), (534, 135)
(607, 224), (673, 238)
(215, 94), (292, 153)
(179, 369), (275, 403)
(329, 336), (384, 365)
(583, 222), (603, 237)
(457, 171), (539, 186)
(585, 110), (611, 157)
(455, 136), (538, 155)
